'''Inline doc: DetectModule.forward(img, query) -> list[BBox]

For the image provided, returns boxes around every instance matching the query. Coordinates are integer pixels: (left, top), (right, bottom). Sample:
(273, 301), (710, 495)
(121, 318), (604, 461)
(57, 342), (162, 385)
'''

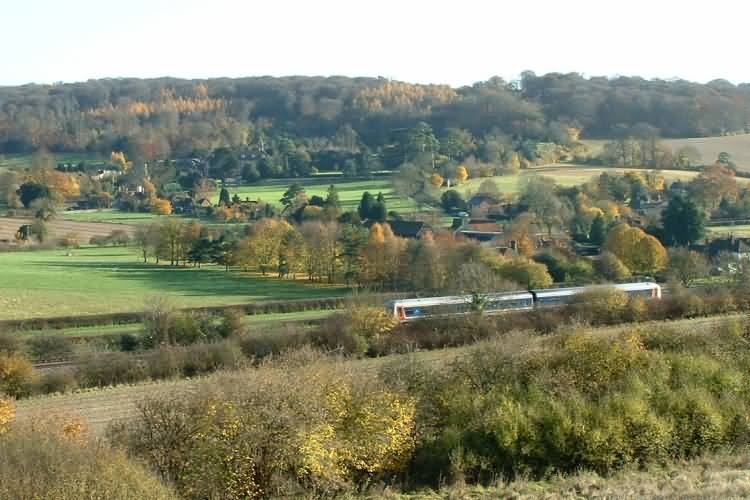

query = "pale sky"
(2, 0), (748, 87)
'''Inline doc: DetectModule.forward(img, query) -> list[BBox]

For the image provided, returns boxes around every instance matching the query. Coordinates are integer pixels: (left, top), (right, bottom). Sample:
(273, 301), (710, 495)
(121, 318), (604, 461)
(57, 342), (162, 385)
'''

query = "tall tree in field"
(520, 175), (567, 234)
(358, 192), (374, 220)
(661, 196), (705, 246)
(280, 184), (305, 212)
(218, 187), (231, 206)
(300, 221), (340, 283)
(243, 219), (292, 275)
(338, 224), (368, 284)
(408, 122), (439, 168)
(361, 223), (406, 289)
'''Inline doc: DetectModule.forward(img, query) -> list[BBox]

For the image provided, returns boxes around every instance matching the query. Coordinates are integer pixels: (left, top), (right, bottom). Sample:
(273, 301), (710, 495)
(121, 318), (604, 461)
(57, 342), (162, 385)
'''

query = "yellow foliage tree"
(428, 173), (444, 188)
(151, 198), (173, 215)
(142, 178), (157, 202)
(241, 219), (293, 275)
(605, 224), (667, 275)
(297, 382), (416, 487)
(0, 353), (37, 398)
(455, 165), (469, 183)
(0, 397), (14, 435)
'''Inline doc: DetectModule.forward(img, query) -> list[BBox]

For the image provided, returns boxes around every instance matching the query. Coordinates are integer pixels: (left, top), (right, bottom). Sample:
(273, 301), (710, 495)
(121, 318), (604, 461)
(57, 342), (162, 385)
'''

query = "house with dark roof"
(453, 218), (505, 243)
(467, 194), (499, 217)
(386, 220), (432, 239)
(700, 236), (750, 259)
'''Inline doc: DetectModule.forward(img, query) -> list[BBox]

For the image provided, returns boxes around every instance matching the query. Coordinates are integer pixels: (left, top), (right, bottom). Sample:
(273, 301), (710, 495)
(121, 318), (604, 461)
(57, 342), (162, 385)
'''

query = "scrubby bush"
(110, 363), (416, 499)
(314, 305), (398, 356)
(0, 397), (13, 435)
(239, 325), (308, 360)
(0, 333), (22, 355)
(568, 287), (629, 324)
(0, 423), (177, 500)
(26, 335), (74, 361)
(0, 352), (38, 397)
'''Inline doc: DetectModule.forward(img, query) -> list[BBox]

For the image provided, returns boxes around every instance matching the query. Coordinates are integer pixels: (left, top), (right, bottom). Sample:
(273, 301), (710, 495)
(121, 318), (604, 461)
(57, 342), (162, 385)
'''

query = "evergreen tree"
(218, 188), (231, 206)
(590, 214), (607, 246)
(324, 184), (341, 209)
(358, 191), (374, 220)
(661, 196), (705, 246)
(280, 184), (304, 211)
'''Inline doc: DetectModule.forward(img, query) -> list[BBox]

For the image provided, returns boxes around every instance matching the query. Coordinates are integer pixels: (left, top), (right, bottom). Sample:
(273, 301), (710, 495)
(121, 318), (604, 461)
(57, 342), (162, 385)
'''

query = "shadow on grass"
(32, 260), (349, 300)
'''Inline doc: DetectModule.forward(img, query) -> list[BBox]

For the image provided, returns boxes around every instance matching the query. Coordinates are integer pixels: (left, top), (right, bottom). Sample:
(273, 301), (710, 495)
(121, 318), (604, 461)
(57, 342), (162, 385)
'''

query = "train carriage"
(388, 282), (661, 322)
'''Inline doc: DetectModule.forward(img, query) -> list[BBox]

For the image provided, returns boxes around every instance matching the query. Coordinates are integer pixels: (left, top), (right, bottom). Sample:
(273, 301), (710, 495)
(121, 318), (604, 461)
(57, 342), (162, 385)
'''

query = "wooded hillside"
(1, 73), (749, 160)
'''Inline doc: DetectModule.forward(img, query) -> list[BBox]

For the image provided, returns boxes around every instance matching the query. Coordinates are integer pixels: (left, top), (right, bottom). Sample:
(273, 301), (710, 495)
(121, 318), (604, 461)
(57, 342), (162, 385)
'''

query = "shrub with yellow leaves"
(0, 397), (14, 435)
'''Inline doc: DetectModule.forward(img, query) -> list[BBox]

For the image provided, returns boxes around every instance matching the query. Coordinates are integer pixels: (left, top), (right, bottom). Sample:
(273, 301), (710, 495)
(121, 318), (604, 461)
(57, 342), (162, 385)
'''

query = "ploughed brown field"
(0, 217), (137, 243)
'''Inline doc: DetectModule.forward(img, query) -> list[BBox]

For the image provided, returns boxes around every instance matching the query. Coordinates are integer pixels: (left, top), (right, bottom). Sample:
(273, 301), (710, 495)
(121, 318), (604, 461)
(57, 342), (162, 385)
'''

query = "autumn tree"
(361, 223), (406, 289)
(152, 198), (172, 215)
(594, 251), (632, 281)
(300, 221), (340, 283)
(520, 175), (568, 234)
(668, 247), (709, 285)
(454, 165), (469, 183)
(604, 223), (667, 275)
(688, 163), (739, 210)
(241, 219), (292, 275)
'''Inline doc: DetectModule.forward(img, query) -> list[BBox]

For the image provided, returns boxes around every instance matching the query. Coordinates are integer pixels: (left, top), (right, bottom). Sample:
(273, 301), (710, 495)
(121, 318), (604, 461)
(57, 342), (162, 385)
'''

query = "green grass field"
(0, 246), (348, 320)
(707, 224), (750, 238)
(218, 177), (419, 213)
(0, 152), (106, 171)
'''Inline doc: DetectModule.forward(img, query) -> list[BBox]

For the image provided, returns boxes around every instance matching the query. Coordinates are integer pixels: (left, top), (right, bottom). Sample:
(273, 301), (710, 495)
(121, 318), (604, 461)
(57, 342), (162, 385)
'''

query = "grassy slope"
(583, 134), (750, 172)
(0, 246), (347, 320)
(217, 177), (419, 212)
(401, 453), (750, 498)
(453, 164), (704, 195)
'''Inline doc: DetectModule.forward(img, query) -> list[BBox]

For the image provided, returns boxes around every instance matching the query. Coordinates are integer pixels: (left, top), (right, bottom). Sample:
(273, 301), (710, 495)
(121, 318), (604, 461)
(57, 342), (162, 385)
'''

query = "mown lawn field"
(0, 152), (105, 171)
(0, 246), (348, 320)
(216, 177), (419, 213)
(707, 224), (750, 238)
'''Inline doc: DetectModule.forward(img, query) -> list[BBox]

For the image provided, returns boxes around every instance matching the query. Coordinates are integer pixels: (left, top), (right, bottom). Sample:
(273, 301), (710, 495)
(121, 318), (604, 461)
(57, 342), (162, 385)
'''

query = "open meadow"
(0, 152), (105, 171)
(216, 176), (419, 212)
(0, 246), (348, 320)
(583, 134), (750, 171)
(453, 164), (706, 195)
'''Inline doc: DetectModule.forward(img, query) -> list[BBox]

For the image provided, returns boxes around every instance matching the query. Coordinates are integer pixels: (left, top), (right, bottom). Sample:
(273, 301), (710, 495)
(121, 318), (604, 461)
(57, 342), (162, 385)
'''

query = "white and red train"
(387, 282), (661, 322)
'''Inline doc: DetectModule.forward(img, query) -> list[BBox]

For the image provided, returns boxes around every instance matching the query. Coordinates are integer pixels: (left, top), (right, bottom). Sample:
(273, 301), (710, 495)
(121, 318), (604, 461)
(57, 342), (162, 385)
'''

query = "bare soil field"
(0, 216), (137, 243)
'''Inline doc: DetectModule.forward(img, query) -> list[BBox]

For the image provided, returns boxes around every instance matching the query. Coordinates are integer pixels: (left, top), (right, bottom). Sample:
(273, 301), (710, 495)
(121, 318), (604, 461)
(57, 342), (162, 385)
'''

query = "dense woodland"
(1, 73), (749, 170)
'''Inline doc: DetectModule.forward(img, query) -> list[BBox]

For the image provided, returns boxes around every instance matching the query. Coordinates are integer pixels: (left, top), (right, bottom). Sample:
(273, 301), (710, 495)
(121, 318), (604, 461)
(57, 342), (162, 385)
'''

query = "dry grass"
(397, 453), (750, 499)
